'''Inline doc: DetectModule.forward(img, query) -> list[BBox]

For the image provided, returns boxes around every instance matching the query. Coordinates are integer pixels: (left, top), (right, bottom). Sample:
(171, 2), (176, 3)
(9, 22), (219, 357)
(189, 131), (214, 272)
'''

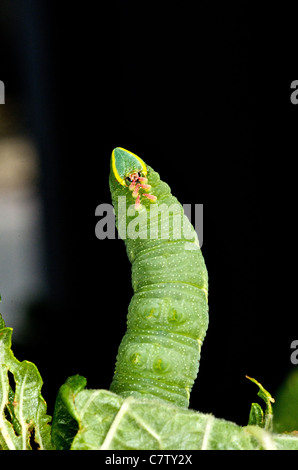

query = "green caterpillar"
(109, 147), (208, 408)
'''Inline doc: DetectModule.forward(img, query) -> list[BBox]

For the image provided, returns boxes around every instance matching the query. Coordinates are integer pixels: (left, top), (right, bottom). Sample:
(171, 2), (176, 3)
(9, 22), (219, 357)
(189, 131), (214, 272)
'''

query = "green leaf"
(248, 403), (264, 427)
(273, 369), (298, 433)
(244, 426), (298, 450)
(71, 391), (255, 450)
(0, 316), (53, 450)
(0, 310), (5, 330)
(54, 381), (298, 450)
(246, 376), (275, 431)
(51, 375), (87, 450)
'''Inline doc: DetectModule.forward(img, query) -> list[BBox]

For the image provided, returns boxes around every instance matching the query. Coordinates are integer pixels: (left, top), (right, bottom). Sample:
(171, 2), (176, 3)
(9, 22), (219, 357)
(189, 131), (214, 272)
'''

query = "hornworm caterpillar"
(109, 147), (208, 408)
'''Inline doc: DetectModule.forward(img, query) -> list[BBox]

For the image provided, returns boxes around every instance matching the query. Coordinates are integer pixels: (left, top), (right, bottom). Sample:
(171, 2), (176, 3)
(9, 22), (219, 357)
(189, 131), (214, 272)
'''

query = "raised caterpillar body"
(109, 147), (208, 408)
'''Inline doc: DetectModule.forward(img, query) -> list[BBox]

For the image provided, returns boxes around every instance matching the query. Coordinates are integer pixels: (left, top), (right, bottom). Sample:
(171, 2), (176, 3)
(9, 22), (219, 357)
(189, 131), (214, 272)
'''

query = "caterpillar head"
(111, 147), (157, 210)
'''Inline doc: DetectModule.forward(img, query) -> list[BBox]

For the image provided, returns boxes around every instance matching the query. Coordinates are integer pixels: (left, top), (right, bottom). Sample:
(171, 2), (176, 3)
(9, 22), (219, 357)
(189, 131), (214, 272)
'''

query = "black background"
(1, 1), (297, 426)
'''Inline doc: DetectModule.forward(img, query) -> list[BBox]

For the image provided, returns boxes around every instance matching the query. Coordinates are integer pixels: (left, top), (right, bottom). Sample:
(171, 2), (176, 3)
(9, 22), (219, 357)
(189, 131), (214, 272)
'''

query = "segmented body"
(109, 148), (208, 408)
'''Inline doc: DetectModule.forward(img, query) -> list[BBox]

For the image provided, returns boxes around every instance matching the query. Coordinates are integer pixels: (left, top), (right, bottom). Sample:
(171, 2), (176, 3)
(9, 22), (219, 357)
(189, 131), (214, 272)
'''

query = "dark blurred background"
(0, 1), (297, 426)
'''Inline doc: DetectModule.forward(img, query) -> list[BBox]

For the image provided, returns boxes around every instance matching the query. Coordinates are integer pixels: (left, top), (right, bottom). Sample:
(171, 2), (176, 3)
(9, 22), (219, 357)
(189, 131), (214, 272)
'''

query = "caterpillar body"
(109, 147), (208, 408)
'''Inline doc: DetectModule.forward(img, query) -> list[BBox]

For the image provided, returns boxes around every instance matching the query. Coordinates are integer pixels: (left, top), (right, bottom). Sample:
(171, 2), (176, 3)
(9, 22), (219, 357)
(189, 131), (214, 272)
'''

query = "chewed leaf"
(51, 375), (87, 450)
(246, 376), (275, 431)
(71, 390), (255, 450)
(0, 315), (53, 450)
(52, 378), (298, 450)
